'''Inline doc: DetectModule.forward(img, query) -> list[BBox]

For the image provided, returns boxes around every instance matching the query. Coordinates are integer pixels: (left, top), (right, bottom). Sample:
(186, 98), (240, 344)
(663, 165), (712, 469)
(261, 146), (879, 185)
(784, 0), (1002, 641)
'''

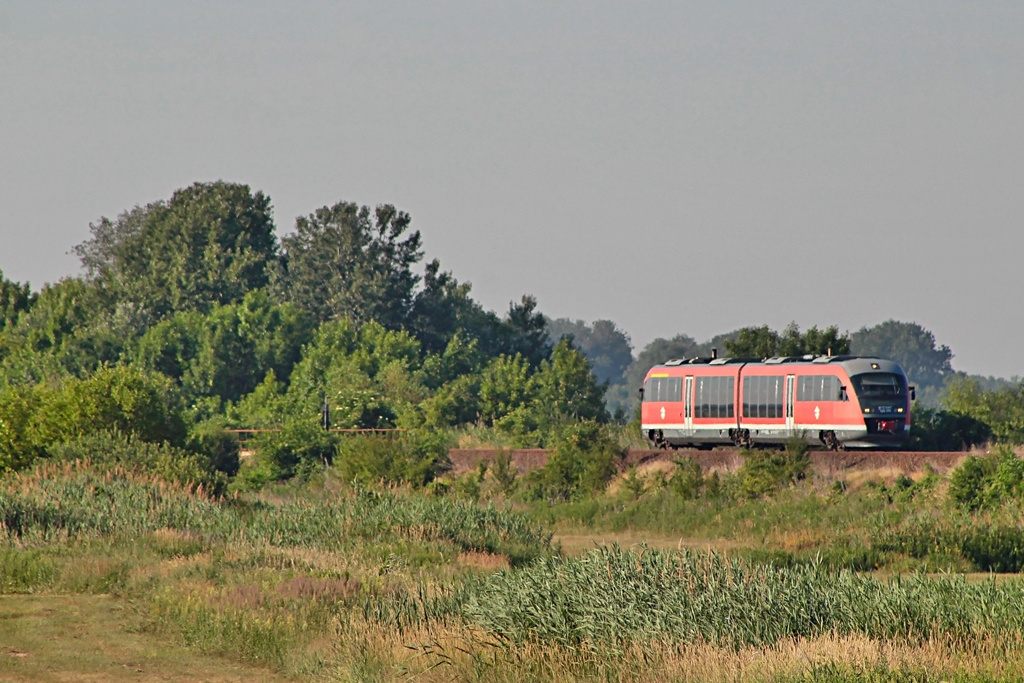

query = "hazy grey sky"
(2, 2), (1022, 377)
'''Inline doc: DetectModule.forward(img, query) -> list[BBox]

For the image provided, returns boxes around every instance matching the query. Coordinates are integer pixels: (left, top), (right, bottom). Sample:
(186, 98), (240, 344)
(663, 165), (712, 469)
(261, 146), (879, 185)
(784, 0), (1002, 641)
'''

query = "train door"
(785, 374), (795, 432)
(684, 376), (693, 435)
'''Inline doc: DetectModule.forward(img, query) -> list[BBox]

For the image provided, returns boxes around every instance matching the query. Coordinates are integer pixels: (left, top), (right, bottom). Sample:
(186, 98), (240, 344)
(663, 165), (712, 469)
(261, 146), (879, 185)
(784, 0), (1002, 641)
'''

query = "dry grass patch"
(298, 623), (1024, 682)
(456, 551), (509, 571)
(553, 533), (743, 556)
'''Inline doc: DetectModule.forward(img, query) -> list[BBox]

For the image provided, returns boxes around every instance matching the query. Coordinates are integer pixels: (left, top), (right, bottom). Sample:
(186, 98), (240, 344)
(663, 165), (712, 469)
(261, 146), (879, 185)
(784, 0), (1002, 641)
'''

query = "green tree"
(134, 292), (312, 409)
(533, 339), (608, 426)
(725, 325), (780, 358)
(0, 366), (187, 471)
(724, 323), (850, 359)
(75, 181), (277, 320)
(910, 402), (991, 451)
(526, 421), (623, 501)
(850, 320), (953, 390)
(944, 376), (1024, 445)
(777, 322), (851, 356)
(0, 269), (35, 333)
(0, 385), (43, 471)
(478, 353), (535, 426)
(421, 373), (482, 428)
(33, 365), (187, 448)
(275, 201), (422, 328)
(421, 331), (485, 389)
(500, 295), (551, 367)
(243, 319), (426, 430)
(0, 278), (123, 384)
(625, 334), (702, 398)
(546, 318), (633, 386)
(409, 259), (497, 356)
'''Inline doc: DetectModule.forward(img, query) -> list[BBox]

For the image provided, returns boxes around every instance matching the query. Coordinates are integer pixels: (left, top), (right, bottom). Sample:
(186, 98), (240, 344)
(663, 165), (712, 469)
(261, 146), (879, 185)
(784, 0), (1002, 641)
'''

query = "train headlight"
(863, 407), (871, 413)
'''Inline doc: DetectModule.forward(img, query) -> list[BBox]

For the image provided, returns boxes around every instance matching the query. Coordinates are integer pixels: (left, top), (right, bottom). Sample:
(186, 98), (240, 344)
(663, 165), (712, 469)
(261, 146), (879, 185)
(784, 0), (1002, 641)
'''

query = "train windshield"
(850, 372), (905, 400)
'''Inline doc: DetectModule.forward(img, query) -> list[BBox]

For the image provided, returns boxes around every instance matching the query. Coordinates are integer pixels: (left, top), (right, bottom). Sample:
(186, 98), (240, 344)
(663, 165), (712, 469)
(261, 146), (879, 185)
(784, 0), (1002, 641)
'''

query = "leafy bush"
(48, 431), (228, 495)
(489, 449), (518, 495)
(0, 366), (188, 473)
(33, 365), (187, 447)
(526, 421), (624, 501)
(239, 422), (338, 487)
(737, 439), (810, 499)
(670, 457), (704, 500)
(185, 419), (241, 477)
(909, 403), (991, 451)
(620, 466), (646, 500)
(334, 430), (451, 487)
(0, 385), (43, 472)
(948, 446), (1024, 510)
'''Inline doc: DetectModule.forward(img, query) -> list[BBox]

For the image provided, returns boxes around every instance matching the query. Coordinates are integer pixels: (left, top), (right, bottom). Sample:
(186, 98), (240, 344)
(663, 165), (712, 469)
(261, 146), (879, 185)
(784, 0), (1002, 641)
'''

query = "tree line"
(0, 180), (1019, 479)
(0, 181), (605, 476)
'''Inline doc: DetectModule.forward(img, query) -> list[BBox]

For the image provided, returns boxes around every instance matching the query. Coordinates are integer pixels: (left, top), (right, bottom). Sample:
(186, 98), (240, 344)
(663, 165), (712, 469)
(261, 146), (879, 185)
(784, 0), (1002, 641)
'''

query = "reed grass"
(5, 460), (1024, 680)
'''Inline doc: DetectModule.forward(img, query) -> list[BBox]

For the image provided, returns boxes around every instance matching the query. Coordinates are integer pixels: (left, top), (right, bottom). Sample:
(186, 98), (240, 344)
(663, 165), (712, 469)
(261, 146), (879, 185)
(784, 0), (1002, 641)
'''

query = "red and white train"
(640, 353), (914, 450)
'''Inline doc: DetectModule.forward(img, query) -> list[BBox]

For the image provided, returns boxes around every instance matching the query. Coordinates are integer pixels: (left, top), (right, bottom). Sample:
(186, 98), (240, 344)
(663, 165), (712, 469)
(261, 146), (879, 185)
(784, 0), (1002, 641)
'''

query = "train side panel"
(641, 366), (740, 448)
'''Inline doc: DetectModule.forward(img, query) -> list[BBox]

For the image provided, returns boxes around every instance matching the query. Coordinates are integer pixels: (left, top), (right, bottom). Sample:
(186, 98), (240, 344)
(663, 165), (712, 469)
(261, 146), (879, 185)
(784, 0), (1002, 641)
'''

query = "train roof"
(652, 355), (907, 376)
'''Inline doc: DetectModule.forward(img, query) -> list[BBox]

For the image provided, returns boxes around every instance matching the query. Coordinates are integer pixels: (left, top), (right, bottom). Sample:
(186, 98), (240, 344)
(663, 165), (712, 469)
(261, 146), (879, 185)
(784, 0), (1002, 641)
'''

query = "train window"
(743, 375), (784, 418)
(696, 376), (734, 419)
(851, 373), (904, 400)
(643, 376), (682, 402)
(797, 375), (842, 401)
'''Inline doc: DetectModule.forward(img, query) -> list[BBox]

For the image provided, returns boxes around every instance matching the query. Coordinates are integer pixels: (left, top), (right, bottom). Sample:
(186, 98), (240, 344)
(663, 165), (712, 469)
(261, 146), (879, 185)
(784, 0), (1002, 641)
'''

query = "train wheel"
(821, 430), (840, 451)
(730, 429), (751, 449)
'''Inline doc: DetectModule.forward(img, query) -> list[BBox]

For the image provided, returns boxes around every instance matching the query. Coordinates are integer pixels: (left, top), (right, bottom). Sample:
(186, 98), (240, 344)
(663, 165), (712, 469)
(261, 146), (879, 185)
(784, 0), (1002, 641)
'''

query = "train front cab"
(837, 358), (913, 449)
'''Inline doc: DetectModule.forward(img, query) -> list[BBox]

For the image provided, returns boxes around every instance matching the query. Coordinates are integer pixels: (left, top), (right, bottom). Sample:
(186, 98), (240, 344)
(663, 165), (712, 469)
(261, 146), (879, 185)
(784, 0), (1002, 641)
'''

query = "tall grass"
(7, 461), (1024, 680)
(462, 546), (1024, 651)
(0, 461), (551, 564)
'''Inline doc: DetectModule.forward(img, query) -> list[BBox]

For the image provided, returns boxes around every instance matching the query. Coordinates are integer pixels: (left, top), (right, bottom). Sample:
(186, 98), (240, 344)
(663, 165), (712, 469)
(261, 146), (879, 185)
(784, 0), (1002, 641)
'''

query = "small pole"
(321, 397), (330, 431)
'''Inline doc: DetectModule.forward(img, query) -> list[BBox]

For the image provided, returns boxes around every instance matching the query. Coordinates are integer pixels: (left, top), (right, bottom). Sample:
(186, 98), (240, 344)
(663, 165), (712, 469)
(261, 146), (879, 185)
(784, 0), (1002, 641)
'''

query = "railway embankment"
(448, 448), (977, 478)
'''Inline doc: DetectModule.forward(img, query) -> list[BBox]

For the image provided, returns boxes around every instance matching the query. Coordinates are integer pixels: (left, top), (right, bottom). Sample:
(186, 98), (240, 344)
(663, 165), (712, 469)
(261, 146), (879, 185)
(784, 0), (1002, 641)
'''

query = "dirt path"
(0, 594), (285, 682)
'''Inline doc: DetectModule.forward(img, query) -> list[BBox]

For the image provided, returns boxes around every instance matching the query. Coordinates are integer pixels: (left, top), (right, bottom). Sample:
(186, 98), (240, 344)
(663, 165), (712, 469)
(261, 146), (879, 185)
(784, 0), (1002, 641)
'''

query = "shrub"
(948, 446), (1023, 510)
(621, 466), (646, 500)
(489, 449), (518, 495)
(949, 454), (996, 511)
(453, 461), (487, 502)
(526, 421), (624, 502)
(48, 431), (228, 496)
(186, 419), (240, 476)
(909, 404), (991, 451)
(35, 365), (187, 447)
(0, 365), (188, 473)
(0, 385), (43, 472)
(670, 457), (704, 500)
(334, 430), (451, 487)
(240, 422), (337, 487)
(738, 439), (809, 499)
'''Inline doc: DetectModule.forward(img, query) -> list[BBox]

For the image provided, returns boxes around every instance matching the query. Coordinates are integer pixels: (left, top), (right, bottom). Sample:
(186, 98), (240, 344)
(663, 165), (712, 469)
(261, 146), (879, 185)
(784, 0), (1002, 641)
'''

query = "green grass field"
(4, 456), (1024, 681)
